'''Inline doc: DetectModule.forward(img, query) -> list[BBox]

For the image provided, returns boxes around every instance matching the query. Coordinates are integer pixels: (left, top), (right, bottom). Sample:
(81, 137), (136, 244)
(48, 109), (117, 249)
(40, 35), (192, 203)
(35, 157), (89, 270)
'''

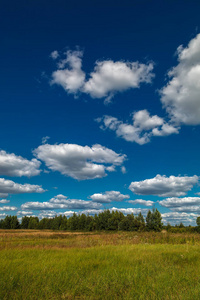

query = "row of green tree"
(0, 209), (163, 232)
(1, 209), (200, 232)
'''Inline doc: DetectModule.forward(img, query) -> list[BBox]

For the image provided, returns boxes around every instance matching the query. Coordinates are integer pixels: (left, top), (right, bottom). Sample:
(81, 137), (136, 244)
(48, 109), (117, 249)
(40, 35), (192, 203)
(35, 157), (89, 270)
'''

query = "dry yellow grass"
(0, 229), (200, 250)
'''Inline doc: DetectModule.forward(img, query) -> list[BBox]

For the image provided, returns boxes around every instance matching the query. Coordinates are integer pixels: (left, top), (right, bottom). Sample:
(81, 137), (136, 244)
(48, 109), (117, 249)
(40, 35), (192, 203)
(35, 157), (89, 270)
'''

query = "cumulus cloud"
(51, 50), (154, 103)
(129, 174), (199, 197)
(161, 33), (200, 125)
(0, 193), (8, 198)
(51, 194), (66, 201)
(0, 178), (45, 195)
(51, 50), (86, 94)
(50, 50), (59, 60)
(133, 110), (164, 130)
(42, 136), (50, 144)
(49, 194), (101, 209)
(159, 197), (200, 207)
(21, 194), (102, 210)
(128, 199), (154, 206)
(0, 206), (17, 211)
(0, 213), (6, 219)
(38, 210), (96, 218)
(62, 211), (75, 217)
(89, 191), (130, 203)
(38, 210), (58, 219)
(80, 209), (103, 215)
(0, 150), (41, 177)
(111, 207), (148, 215)
(97, 110), (179, 145)
(170, 206), (200, 213)
(151, 123), (179, 136)
(0, 199), (10, 204)
(159, 197), (200, 213)
(121, 166), (126, 174)
(38, 210), (88, 219)
(96, 33), (200, 141)
(83, 60), (154, 103)
(161, 212), (197, 225)
(33, 143), (126, 180)
(17, 211), (33, 216)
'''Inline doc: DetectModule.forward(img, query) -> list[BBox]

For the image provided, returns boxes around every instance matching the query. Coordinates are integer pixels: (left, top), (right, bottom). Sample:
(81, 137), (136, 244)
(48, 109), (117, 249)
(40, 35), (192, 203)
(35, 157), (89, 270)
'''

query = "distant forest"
(1, 209), (200, 233)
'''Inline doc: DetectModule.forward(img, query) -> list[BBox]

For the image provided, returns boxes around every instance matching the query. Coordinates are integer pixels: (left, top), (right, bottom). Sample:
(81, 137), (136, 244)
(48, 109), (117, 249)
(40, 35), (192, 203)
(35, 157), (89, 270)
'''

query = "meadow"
(1, 230), (200, 299)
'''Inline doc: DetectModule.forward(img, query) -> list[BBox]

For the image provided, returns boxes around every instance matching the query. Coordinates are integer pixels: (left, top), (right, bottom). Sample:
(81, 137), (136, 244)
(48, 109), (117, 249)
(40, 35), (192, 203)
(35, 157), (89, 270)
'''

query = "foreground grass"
(1, 230), (200, 299)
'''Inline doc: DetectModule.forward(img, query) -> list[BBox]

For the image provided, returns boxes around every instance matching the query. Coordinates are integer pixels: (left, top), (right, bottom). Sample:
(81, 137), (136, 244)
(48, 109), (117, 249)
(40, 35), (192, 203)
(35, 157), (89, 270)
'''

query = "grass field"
(1, 230), (200, 299)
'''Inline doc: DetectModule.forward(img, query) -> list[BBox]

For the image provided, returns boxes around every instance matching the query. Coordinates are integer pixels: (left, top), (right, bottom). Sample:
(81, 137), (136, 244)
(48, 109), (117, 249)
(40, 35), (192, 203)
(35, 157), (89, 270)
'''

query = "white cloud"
(0, 193), (8, 198)
(80, 209), (103, 215)
(159, 197), (200, 213)
(17, 211), (33, 216)
(98, 115), (150, 145)
(38, 209), (102, 218)
(159, 197), (200, 207)
(133, 110), (163, 130)
(50, 50), (59, 60)
(128, 199), (154, 206)
(21, 194), (102, 210)
(0, 178), (45, 195)
(42, 136), (50, 144)
(51, 50), (86, 94)
(51, 194), (66, 200)
(40, 210), (82, 218)
(51, 50), (154, 103)
(161, 33), (200, 125)
(170, 206), (200, 213)
(129, 174), (199, 197)
(83, 60), (154, 102)
(161, 212), (197, 225)
(37, 210), (75, 219)
(62, 211), (75, 217)
(151, 123), (179, 136)
(0, 199), (10, 204)
(49, 194), (101, 209)
(89, 191), (130, 203)
(98, 110), (178, 145)
(111, 207), (148, 215)
(0, 213), (6, 219)
(34, 143), (126, 180)
(0, 206), (17, 211)
(35, 207), (147, 217)
(121, 166), (126, 174)
(38, 210), (58, 219)
(0, 150), (41, 177)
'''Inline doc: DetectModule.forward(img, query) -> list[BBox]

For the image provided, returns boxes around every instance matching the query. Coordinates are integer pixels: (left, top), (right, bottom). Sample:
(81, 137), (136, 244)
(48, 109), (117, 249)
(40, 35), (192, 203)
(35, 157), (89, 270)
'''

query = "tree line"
(0, 209), (200, 232)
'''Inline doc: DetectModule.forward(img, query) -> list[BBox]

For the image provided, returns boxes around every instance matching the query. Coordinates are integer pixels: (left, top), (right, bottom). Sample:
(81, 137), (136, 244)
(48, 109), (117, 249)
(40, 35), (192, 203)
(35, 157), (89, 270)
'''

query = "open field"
(1, 230), (200, 299)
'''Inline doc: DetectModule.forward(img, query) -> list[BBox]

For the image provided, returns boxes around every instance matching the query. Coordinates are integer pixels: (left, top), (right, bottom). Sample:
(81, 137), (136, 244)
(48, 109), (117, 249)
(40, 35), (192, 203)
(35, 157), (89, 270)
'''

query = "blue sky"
(1, 0), (200, 225)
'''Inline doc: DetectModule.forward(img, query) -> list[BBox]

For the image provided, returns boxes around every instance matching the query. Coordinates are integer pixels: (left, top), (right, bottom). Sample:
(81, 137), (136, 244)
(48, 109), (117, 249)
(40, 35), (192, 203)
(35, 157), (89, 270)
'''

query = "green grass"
(1, 230), (200, 299)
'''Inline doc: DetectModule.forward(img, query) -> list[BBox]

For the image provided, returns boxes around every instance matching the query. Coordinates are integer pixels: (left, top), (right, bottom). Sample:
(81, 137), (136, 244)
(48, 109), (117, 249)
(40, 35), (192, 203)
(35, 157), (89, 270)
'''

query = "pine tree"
(146, 209), (162, 232)
(21, 216), (30, 229)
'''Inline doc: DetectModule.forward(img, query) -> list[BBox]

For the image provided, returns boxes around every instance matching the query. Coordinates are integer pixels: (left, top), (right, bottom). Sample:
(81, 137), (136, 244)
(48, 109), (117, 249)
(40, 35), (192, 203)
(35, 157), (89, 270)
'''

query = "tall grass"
(1, 230), (200, 299)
